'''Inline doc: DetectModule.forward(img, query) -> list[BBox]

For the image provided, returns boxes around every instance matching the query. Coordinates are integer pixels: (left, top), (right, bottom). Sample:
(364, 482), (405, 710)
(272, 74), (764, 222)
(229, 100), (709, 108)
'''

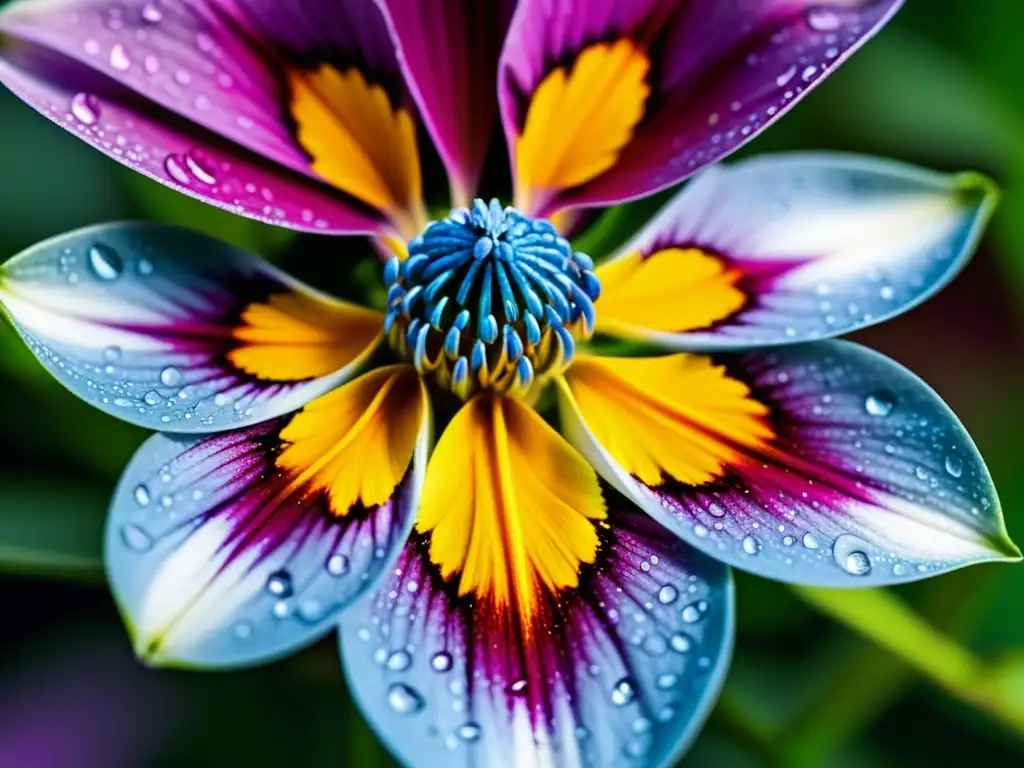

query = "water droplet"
(802, 532), (822, 550)
(103, 345), (122, 362)
(137, 259), (154, 276)
(864, 391), (895, 417)
(298, 599), (325, 622)
(806, 7), (842, 31)
(233, 621), (253, 640)
(670, 632), (693, 653)
(121, 523), (152, 551)
(70, 92), (99, 125)
(265, 569), (293, 598)
(159, 366), (182, 387)
(185, 150), (218, 184)
(708, 502), (726, 518)
(431, 652), (453, 672)
(657, 584), (679, 605)
(641, 633), (668, 656)
(457, 722), (482, 742)
(109, 43), (131, 71)
(507, 679), (528, 695)
(387, 683), (425, 715)
(386, 650), (412, 671)
(272, 600), (292, 619)
(575, 725), (590, 741)
(656, 672), (678, 690)
(133, 484), (150, 506)
(611, 678), (636, 706)
(681, 601), (706, 624)
(945, 455), (964, 478)
(88, 244), (123, 281)
(143, 390), (161, 406)
(741, 534), (762, 555)
(843, 551), (871, 576)
(893, 563), (908, 577)
(326, 553), (350, 576)
(164, 154), (191, 185)
(141, 2), (164, 23)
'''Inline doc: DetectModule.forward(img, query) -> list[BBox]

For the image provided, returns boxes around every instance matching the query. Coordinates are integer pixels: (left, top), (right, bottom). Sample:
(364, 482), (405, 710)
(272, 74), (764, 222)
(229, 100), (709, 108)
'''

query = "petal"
(595, 154), (998, 349)
(340, 492), (733, 768)
(376, 0), (516, 206)
(0, 0), (424, 234)
(558, 344), (1018, 587)
(0, 222), (382, 432)
(499, 0), (903, 216)
(107, 365), (430, 668)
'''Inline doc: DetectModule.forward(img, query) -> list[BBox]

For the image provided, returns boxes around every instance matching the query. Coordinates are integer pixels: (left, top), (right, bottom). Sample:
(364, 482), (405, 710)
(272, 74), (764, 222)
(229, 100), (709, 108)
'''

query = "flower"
(0, 1), (1017, 767)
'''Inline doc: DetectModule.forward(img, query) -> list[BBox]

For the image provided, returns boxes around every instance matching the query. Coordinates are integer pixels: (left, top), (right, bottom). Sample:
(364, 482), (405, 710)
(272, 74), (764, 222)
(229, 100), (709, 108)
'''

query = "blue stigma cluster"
(384, 199), (601, 399)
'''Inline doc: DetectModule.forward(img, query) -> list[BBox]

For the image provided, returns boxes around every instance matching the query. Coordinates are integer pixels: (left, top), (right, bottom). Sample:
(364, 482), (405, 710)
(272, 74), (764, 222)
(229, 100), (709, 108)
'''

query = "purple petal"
(559, 343), (1018, 587)
(106, 368), (430, 668)
(377, 0), (516, 205)
(499, 0), (903, 214)
(596, 153), (998, 349)
(0, 0), (409, 233)
(0, 222), (383, 432)
(340, 497), (733, 768)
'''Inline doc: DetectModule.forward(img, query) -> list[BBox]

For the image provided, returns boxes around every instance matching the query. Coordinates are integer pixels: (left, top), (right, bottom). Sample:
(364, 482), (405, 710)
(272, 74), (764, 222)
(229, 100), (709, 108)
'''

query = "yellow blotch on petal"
(563, 355), (774, 487)
(277, 366), (426, 515)
(417, 395), (606, 627)
(228, 291), (382, 381)
(515, 39), (651, 213)
(596, 248), (747, 337)
(289, 65), (425, 236)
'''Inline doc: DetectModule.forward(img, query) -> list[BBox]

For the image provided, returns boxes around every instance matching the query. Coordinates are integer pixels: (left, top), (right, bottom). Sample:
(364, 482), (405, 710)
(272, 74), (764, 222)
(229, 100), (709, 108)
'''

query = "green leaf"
(0, 477), (106, 579)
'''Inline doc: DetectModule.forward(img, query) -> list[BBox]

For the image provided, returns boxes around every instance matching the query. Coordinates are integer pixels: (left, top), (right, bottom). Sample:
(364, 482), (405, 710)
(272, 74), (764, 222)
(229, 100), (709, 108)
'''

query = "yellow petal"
(277, 365), (427, 513)
(515, 40), (650, 213)
(289, 65), (425, 236)
(561, 354), (774, 487)
(595, 247), (747, 337)
(417, 394), (606, 628)
(228, 291), (383, 381)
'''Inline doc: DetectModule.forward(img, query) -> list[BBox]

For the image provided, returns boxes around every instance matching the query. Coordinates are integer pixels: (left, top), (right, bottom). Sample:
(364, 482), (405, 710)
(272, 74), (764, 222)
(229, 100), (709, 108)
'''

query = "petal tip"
(954, 171), (1001, 212)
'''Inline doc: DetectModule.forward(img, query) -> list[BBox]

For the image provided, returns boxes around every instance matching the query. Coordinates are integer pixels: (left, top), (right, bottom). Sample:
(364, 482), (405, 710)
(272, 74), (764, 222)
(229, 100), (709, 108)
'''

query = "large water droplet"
(507, 679), (528, 695)
(681, 600), (707, 624)
(741, 534), (762, 555)
(806, 7), (842, 32)
(611, 678), (636, 707)
(326, 553), (350, 576)
(133, 483), (151, 506)
(159, 366), (182, 387)
(387, 683), (425, 715)
(945, 455), (964, 478)
(708, 502), (726, 518)
(121, 523), (152, 551)
(833, 534), (872, 576)
(143, 390), (162, 406)
(265, 569), (293, 598)
(386, 650), (412, 672)
(109, 43), (131, 71)
(802, 532), (822, 550)
(103, 345), (122, 362)
(70, 93), (100, 126)
(431, 651), (453, 672)
(658, 584), (679, 605)
(164, 154), (192, 185)
(641, 633), (668, 656)
(457, 723), (482, 742)
(88, 244), (123, 281)
(141, 2), (164, 23)
(185, 150), (218, 185)
(670, 632), (692, 654)
(864, 391), (895, 417)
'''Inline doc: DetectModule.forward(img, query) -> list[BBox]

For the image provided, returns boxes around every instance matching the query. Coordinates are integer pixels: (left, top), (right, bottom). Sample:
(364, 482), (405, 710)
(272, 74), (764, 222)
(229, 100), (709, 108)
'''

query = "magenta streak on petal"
(0, 35), (384, 233)
(343, 498), (732, 766)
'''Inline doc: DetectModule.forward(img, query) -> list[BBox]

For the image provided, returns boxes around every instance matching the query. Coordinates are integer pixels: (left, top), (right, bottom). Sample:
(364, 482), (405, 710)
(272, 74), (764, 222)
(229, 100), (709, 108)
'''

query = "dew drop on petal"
(741, 534), (762, 555)
(265, 569), (293, 598)
(864, 391), (895, 417)
(159, 366), (182, 387)
(611, 678), (636, 707)
(387, 683), (425, 715)
(945, 455), (964, 478)
(88, 244), (123, 281)
(430, 651), (453, 672)
(120, 523), (152, 551)
(70, 93), (100, 126)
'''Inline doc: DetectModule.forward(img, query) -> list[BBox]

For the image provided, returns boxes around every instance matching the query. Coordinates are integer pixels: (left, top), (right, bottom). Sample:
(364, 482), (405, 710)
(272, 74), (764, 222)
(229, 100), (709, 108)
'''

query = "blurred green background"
(1, 1), (1023, 766)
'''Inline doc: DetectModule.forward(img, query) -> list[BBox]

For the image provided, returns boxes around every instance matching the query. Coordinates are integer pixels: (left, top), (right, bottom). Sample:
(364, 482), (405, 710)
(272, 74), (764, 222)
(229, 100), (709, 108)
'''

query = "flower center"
(384, 199), (601, 399)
